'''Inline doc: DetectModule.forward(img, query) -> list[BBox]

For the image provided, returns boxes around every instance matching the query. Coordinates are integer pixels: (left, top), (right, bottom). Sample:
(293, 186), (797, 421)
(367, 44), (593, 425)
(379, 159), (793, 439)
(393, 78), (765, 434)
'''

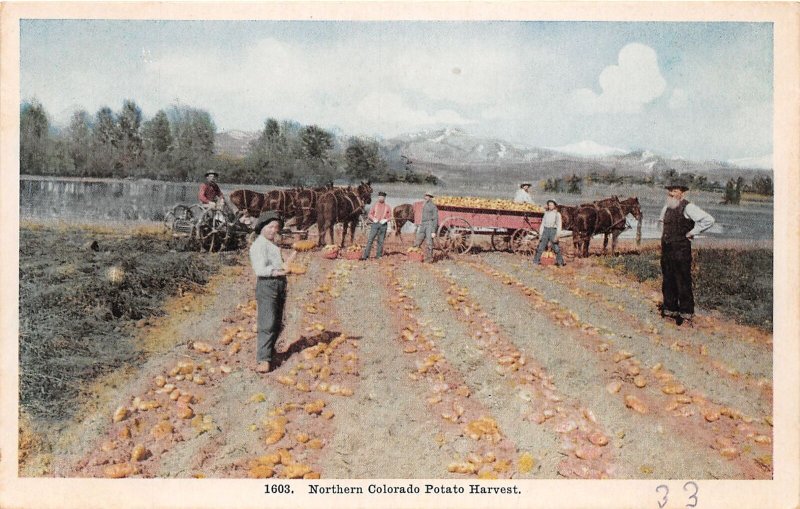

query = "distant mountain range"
(215, 127), (772, 179)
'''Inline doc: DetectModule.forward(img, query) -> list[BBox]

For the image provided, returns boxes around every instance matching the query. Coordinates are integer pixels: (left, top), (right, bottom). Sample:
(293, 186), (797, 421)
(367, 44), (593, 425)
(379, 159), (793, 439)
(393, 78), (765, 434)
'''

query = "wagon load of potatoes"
(433, 196), (545, 213)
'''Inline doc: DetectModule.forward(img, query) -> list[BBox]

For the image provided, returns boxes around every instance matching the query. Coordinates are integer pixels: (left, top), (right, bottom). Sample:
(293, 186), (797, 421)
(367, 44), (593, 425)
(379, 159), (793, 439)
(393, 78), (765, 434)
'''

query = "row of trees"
(21, 100), (216, 181)
(20, 99), (438, 186)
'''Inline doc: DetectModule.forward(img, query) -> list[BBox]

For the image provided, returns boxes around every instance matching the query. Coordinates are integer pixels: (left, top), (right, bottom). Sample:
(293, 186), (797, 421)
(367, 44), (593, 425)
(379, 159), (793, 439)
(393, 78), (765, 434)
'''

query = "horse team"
(230, 182), (374, 248)
(558, 196), (643, 257)
(229, 183), (641, 257)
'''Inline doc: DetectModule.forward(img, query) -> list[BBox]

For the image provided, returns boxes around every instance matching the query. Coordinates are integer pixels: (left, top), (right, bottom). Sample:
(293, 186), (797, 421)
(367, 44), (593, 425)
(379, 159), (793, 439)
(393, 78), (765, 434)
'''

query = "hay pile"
(19, 226), (221, 421)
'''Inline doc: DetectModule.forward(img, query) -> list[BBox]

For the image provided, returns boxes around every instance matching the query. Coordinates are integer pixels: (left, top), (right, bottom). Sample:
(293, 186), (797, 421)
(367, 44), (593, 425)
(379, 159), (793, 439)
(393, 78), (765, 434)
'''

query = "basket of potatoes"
(406, 246), (424, 262)
(343, 245), (363, 260)
(321, 244), (339, 259)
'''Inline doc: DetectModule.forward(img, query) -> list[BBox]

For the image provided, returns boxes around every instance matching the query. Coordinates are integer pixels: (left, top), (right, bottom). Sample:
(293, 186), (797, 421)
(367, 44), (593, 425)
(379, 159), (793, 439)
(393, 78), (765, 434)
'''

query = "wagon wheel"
(438, 217), (474, 254)
(511, 228), (539, 256)
(164, 204), (195, 231)
(196, 209), (230, 253)
(490, 230), (512, 252)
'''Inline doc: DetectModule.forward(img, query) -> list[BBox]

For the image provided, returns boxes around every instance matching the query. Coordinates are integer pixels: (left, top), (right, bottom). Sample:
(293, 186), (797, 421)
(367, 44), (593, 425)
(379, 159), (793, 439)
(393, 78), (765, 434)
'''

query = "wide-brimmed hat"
(664, 177), (690, 191)
(254, 211), (283, 234)
(520, 183), (532, 188)
(377, 191), (387, 197)
(205, 171), (219, 178)
(546, 199), (558, 206)
(424, 191), (435, 197)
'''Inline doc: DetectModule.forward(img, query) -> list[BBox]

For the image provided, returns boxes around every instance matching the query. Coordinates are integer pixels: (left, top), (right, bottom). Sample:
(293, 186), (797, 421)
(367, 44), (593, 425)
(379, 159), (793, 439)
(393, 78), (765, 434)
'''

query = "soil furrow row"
(368, 259), (528, 478)
(452, 257), (771, 478)
(482, 253), (772, 413)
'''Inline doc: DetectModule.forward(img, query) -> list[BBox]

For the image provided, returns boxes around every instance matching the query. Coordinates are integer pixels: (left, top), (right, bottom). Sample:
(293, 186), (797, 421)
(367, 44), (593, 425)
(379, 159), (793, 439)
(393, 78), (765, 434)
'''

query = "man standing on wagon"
(514, 183), (534, 204)
(198, 171), (226, 209)
(414, 191), (439, 263)
(533, 199), (566, 266)
(659, 178), (715, 326)
(361, 191), (392, 260)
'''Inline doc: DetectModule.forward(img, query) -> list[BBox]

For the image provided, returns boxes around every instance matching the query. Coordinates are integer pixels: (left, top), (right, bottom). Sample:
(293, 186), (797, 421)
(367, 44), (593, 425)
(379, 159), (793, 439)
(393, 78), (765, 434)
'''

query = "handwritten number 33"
(656, 482), (699, 508)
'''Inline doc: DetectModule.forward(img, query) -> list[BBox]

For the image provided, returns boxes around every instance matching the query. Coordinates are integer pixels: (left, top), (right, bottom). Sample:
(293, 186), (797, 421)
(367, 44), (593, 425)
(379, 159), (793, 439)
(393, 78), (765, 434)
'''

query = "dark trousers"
(414, 223), (436, 261)
(533, 227), (565, 265)
(362, 222), (388, 259)
(256, 277), (287, 362)
(660, 241), (694, 316)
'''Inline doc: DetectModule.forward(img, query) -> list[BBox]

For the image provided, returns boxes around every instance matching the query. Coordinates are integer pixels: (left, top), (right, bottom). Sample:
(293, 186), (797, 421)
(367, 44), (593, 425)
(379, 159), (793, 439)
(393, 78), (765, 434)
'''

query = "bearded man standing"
(658, 178), (715, 326)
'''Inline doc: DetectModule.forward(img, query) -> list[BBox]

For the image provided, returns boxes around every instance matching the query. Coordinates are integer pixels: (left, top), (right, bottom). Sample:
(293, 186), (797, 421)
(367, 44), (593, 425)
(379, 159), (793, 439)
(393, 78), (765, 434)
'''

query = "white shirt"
(249, 234), (284, 277)
(514, 189), (534, 204)
(658, 202), (715, 238)
(539, 209), (562, 238)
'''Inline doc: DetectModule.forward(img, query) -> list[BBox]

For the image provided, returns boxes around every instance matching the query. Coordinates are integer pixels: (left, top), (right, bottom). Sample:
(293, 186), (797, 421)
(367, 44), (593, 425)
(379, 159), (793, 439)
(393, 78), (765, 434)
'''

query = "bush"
(19, 226), (222, 421)
(601, 247), (772, 330)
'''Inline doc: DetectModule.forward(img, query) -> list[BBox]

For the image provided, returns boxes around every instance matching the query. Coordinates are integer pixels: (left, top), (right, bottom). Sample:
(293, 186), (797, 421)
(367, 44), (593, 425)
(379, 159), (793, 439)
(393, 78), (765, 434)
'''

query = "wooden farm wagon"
(412, 200), (544, 255)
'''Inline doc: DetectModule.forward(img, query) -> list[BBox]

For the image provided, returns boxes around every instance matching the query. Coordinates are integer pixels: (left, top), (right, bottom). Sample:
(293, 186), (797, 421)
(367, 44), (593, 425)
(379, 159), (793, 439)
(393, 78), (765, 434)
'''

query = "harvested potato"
(192, 342), (214, 353)
(248, 465), (274, 478)
(447, 462), (477, 474)
(131, 444), (150, 462)
(624, 395), (648, 414)
(104, 463), (134, 478)
(113, 406), (129, 423)
(151, 421), (174, 440)
(304, 400), (326, 415)
(282, 464), (312, 479)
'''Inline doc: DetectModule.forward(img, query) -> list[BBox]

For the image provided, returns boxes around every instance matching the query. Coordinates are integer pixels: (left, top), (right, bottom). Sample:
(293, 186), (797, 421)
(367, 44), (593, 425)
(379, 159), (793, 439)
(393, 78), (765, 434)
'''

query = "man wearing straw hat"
(413, 191), (439, 263)
(658, 177), (715, 326)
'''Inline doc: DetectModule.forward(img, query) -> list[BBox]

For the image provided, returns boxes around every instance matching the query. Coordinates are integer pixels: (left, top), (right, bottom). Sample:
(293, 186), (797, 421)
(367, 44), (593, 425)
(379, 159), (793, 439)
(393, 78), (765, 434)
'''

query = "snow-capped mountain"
(545, 140), (630, 158)
(727, 154), (773, 170)
(383, 127), (555, 164)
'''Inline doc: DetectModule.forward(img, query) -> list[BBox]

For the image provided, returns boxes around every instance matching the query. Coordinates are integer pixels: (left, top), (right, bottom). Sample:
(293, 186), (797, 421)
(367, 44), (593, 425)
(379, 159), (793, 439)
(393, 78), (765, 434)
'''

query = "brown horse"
(229, 187), (300, 226)
(316, 182), (373, 247)
(392, 204), (414, 239)
(292, 183), (333, 231)
(572, 205), (598, 257)
(599, 196), (642, 255)
(571, 196), (642, 256)
(229, 188), (267, 217)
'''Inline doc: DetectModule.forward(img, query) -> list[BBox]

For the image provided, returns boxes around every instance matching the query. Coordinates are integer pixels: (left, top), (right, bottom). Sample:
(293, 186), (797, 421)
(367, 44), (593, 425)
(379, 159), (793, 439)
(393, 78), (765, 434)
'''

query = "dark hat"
(205, 171), (219, 178)
(664, 177), (690, 191)
(520, 183), (532, 188)
(546, 199), (558, 206)
(254, 211), (283, 234)
(377, 191), (387, 197)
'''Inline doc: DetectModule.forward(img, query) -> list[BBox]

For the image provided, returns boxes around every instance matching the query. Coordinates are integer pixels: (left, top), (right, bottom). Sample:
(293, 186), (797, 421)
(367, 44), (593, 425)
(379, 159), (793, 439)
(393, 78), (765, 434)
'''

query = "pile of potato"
(434, 196), (545, 213)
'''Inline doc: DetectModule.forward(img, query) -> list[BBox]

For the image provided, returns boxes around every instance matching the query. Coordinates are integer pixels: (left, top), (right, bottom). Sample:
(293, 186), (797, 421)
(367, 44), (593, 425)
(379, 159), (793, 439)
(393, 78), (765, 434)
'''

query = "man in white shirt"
(249, 211), (296, 372)
(514, 183), (534, 204)
(533, 199), (565, 266)
(658, 178), (715, 326)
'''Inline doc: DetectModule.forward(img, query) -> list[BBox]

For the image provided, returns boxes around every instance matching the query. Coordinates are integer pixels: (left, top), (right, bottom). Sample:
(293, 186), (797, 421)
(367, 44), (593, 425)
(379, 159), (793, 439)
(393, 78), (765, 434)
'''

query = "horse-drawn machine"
(412, 197), (545, 255)
(164, 203), (251, 252)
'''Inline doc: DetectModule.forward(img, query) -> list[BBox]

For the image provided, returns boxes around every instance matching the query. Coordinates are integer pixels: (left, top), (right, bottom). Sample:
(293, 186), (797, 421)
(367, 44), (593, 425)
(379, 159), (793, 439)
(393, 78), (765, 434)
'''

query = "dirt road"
(49, 240), (773, 480)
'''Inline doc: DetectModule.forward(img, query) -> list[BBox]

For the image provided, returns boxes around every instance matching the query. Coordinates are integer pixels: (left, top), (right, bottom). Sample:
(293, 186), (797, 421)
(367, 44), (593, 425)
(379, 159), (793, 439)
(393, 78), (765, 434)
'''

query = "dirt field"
(23, 233), (773, 480)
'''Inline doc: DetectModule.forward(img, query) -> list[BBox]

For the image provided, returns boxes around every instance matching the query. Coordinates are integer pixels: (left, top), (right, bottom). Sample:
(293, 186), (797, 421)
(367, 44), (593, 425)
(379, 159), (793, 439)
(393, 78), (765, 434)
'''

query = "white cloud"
(571, 43), (666, 114)
(668, 88), (689, 109)
(354, 92), (475, 135)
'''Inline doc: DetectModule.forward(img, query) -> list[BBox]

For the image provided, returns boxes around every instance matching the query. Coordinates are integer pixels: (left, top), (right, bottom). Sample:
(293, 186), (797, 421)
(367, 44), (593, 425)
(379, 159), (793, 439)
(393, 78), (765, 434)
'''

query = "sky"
(20, 20), (773, 162)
